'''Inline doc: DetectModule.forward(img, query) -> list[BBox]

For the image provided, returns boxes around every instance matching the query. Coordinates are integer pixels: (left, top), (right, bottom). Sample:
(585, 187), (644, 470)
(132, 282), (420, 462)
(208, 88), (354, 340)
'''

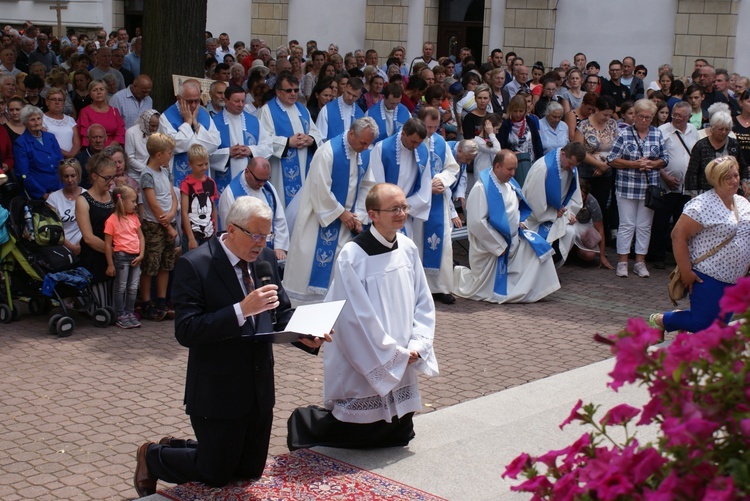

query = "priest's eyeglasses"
(372, 205), (411, 215)
(232, 223), (274, 243)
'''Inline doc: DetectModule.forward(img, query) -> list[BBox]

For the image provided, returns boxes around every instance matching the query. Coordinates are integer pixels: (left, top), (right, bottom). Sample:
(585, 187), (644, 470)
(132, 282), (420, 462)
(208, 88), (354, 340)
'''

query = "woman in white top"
(43, 87), (80, 159)
(124, 109), (159, 181)
(46, 159), (86, 255)
(472, 113), (502, 173)
(539, 101), (569, 154)
(651, 157), (750, 333)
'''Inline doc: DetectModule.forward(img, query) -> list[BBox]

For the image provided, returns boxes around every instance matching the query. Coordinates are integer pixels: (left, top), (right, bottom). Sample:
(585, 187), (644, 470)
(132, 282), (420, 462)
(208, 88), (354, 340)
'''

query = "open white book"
(253, 300), (346, 343)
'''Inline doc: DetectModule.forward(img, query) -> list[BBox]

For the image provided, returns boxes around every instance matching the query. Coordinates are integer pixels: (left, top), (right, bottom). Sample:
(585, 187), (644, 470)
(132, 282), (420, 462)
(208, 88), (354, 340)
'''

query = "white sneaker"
(633, 262), (650, 278)
(616, 262), (628, 277)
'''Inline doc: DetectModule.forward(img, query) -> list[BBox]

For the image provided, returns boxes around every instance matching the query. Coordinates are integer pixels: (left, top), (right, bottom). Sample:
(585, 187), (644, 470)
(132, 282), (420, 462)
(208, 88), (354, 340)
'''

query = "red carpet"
(158, 449), (447, 500)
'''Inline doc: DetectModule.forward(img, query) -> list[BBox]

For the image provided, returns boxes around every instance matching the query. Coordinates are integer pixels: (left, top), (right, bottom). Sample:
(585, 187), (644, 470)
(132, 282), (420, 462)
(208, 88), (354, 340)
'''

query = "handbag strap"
(693, 203), (739, 265)
(674, 130), (691, 155)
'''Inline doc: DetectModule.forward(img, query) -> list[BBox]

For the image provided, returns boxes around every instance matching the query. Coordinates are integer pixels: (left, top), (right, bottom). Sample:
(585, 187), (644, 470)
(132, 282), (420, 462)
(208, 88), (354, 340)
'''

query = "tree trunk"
(142, 0), (207, 111)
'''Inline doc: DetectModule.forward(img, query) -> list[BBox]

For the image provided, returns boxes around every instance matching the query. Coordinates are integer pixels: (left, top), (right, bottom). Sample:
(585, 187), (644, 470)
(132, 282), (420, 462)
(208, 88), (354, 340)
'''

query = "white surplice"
(324, 230), (439, 423)
(209, 111), (274, 181)
(522, 154), (582, 265)
(258, 101), (322, 207)
(216, 173), (289, 251)
(282, 139), (375, 306)
(366, 138), (433, 239)
(411, 135), (460, 294)
(453, 172), (560, 303)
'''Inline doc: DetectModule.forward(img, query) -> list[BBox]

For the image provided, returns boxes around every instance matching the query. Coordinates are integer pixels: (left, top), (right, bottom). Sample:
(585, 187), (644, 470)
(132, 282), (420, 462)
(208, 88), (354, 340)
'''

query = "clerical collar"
(370, 226), (396, 248)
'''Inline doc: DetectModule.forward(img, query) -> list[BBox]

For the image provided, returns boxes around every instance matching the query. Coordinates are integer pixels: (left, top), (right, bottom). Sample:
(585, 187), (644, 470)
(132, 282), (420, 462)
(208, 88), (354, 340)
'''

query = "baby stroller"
(0, 196), (116, 336)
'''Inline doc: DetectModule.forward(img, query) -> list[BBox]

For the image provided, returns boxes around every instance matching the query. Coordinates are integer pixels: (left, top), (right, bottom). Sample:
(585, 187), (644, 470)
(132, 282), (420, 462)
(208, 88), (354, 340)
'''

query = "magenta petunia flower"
(600, 403), (641, 426)
(559, 399), (584, 430)
(502, 452), (531, 479)
(719, 276), (750, 315)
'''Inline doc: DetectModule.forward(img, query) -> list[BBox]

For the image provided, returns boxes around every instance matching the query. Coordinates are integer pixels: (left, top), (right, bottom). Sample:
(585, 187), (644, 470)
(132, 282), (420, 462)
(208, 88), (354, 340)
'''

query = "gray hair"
(230, 63), (245, 74)
(19, 104), (43, 125)
(0, 75), (14, 86)
(709, 110), (732, 129)
(180, 79), (202, 96)
(633, 98), (657, 116)
(545, 101), (564, 117)
(672, 101), (691, 114)
(226, 196), (272, 227)
(351, 116), (380, 138)
(707, 102), (730, 118)
(456, 139), (479, 156)
(205, 37), (218, 47)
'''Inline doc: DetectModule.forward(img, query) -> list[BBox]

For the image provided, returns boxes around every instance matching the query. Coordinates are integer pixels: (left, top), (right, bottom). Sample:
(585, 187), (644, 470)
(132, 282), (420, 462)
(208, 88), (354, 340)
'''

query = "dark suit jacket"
(172, 238), (299, 419)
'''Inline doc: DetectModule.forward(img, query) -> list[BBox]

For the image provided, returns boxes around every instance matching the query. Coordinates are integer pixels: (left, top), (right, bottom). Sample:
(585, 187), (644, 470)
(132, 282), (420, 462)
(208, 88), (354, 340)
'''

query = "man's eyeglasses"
(372, 205), (411, 215)
(247, 169), (270, 184)
(232, 223), (274, 243)
(280, 88), (299, 94)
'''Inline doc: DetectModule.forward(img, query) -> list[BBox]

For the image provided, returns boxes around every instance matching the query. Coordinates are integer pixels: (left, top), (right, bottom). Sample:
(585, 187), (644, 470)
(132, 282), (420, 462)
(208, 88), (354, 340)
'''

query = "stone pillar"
(251, 0), (289, 53)
(734, 0), (750, 75)
(487, 0), (506, 60)
(406, 0), (426, 65)
(365, 0), (409, 58)
(672, 0), (738, 77)
(502, 0), (556, 70)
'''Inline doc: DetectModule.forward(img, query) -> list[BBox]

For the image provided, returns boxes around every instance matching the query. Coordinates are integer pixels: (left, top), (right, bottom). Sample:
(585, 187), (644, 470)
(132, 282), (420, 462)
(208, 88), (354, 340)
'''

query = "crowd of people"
(3, 22), (750, 497)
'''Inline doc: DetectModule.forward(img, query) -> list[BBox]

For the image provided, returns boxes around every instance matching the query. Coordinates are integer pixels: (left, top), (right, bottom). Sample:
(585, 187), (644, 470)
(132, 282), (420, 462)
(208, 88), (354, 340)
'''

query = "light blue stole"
(308, 134), (370, 292)
(423, 135), (447, 274)
(229, 173), (278, 250)
(324, 97), (364, 140)
(380, 133), (428, 198)
(537, 149), (578, 240)
(366, 101), (411, 144)
(268, 97), (313, 206)
(480, 168), (553, 298)
(163, 103), (212, 187)
(212, 109), (260, 195)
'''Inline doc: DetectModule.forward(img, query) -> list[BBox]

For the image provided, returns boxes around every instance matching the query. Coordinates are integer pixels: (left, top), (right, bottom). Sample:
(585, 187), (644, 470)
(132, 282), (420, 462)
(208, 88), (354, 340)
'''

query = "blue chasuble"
(537, 149), (578, 240)
(323, 97), (364, 140)
(163, 103), (212, 187)
(480, 169), (553, 298)
(212, 110), (260, 195)
(366, 100), (411, 144)
(422, 135), (447, 274)
(268, 98), (313, 205)
(308, 134), (370, 292)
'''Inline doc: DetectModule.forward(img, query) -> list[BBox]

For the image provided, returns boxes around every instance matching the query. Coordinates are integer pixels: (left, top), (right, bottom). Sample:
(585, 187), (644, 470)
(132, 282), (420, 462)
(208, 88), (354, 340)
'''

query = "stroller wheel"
(56, 316), (75, 337)
(92, 308), (111, 328)
(104, 306), (117, 326)
(0, 304), (12, 324)
(48, 314), (64, 334)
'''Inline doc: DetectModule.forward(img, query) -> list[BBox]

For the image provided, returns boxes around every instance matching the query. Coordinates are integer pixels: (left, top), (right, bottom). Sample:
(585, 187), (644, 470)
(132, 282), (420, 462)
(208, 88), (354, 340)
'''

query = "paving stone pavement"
(0, 256), (677, 500)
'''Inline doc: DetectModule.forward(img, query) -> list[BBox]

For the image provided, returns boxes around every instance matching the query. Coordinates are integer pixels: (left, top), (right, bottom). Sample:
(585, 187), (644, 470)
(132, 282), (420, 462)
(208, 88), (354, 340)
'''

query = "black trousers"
(146, 401), (273, 487)
(581, 175), (613, 238)
(648, 192), (690, 262)
(288, 405), (415, 450)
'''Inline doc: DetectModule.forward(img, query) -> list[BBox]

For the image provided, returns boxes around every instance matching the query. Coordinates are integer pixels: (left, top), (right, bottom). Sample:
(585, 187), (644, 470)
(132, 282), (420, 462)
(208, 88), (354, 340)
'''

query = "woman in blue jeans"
(651, 157), (750, 333)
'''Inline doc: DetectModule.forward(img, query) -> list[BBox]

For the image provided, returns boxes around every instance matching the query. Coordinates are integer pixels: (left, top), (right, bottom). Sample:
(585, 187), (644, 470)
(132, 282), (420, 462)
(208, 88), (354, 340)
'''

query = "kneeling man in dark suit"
(134, 196), (329, 497)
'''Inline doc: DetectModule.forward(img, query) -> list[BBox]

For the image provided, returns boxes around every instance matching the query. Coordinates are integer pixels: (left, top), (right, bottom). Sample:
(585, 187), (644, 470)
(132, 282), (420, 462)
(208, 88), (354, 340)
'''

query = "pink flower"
(662, 417), (719, 447)
(631, 447), (667, 484)
(559, 399), (584, 430)
(740, 419), (750, 437)
(502, 452), (531, 479)
(601, 404), (641, 426)
(644, 470), (679, 501)
(551, 472), (585, 501)
(510, 474), (552, 493)
(704, 476), (735, 501)
(637, 397), (664, 425)
(560, 433), (592, 469)
(719, 276), (750, 315)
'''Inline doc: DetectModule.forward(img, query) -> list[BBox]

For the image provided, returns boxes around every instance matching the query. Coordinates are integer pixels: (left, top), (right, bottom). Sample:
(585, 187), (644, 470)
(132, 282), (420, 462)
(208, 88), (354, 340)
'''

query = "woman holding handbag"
(651, 157), (750, 333)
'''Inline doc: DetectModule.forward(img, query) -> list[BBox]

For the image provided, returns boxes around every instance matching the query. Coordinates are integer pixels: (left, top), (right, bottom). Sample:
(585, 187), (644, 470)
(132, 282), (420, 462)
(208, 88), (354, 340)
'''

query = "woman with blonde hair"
(651, 157), (750, 333)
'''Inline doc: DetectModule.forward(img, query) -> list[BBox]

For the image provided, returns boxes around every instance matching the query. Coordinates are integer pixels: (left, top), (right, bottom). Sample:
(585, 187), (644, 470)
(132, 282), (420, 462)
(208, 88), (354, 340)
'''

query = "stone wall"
(251, 0), (289, 52)
(364, 0), (409, 56)
(424, 0), (439, 49)
(502, 0), (556, 70)
(672, 0), (738, 76)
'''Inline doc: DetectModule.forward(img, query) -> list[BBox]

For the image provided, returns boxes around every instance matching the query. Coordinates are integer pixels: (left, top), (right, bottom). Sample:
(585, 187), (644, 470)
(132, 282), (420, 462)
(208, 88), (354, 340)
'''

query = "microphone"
(255, 260), (277, 324)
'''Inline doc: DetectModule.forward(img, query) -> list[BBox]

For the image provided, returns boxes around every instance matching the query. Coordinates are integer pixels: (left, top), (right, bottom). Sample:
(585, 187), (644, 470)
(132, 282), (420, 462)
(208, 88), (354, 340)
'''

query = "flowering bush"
(502, 277), (750, 500)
